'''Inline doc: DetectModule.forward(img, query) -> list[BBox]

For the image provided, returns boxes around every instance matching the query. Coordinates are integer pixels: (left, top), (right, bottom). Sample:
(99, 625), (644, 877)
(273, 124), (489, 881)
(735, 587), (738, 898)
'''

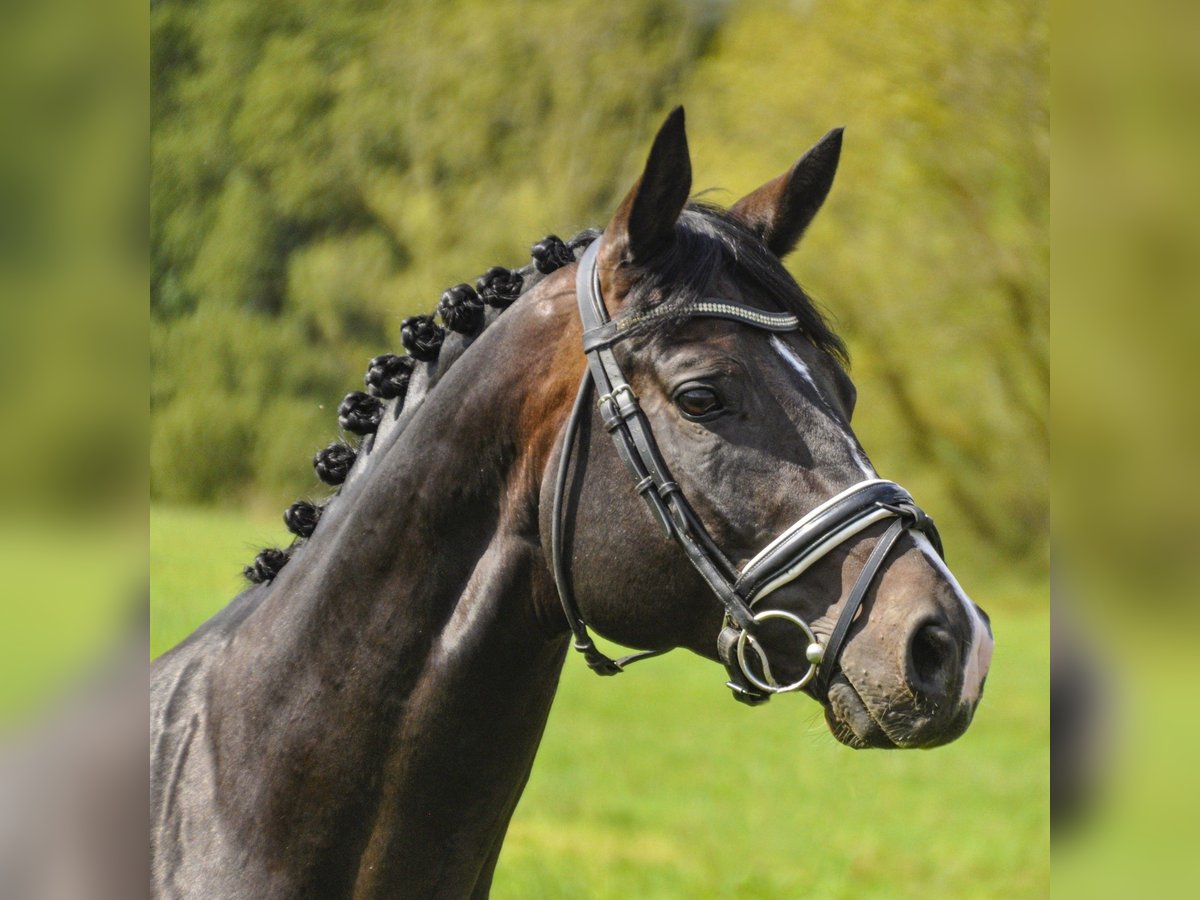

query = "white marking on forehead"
(769, 333), (818, 385)
(768, 334), (876, 478)
(911, 532), (993, 706)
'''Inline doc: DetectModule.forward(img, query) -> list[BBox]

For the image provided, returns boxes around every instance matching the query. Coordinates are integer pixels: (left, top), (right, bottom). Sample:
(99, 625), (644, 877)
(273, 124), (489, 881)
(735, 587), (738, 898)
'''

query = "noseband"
(550, 241), (944, 704)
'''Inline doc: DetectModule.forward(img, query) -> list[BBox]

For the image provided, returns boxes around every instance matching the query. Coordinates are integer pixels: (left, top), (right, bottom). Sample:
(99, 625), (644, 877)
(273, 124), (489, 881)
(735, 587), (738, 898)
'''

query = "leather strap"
(574, 243), (752, 632)
(582, 299), (799, 352)
(810, 516), (906, 700)
(549, 373), (668, 674)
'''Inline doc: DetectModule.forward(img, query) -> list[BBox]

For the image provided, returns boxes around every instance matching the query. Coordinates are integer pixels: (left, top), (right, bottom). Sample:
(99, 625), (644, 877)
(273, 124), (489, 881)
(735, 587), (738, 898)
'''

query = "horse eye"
(674, 386), (724, 420)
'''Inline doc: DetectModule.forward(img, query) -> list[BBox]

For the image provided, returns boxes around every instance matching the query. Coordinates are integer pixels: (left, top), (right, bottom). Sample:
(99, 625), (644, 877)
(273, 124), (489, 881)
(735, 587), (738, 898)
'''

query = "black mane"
(245, 206), (846, 582)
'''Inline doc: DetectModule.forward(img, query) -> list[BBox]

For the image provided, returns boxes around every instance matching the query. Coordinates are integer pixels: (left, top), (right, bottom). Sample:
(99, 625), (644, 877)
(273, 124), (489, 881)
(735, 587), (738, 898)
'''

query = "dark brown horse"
(151, 109), (993, 898)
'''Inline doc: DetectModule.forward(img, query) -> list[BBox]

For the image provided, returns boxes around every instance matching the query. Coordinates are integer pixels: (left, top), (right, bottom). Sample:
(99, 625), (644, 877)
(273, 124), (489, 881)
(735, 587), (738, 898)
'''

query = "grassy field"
(151, 506), (1048, 898)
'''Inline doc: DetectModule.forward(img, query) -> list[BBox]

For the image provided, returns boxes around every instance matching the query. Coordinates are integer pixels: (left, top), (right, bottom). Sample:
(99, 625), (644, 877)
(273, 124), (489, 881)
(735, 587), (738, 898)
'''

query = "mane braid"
(241, 228), (599, 583)
(242, 211), (843, 584)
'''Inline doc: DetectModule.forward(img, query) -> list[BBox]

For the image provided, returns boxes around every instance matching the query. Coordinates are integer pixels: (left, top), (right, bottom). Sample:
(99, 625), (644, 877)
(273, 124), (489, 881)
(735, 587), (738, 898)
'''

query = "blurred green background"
(151, 0), (1048, 578)
(149, 0), (1048, 895)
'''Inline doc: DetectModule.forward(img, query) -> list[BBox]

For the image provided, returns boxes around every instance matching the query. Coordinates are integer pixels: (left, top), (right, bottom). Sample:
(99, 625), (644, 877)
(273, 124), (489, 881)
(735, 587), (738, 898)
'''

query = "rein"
(550, 240), (943, 704)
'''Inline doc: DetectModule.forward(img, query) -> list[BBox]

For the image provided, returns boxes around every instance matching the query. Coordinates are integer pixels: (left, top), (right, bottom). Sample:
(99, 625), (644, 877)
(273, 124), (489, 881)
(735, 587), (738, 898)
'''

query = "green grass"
(151, 505), (1048, 898)
(150, 505), (293, 657)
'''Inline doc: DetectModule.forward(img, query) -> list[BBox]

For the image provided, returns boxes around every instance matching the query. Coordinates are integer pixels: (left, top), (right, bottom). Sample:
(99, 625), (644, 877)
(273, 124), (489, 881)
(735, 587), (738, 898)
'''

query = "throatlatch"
(550, 240), (943, 704)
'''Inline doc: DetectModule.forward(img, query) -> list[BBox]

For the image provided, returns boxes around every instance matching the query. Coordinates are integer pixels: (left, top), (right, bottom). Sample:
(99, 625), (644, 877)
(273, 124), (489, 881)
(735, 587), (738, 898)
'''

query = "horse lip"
(824, 675), (898, 749)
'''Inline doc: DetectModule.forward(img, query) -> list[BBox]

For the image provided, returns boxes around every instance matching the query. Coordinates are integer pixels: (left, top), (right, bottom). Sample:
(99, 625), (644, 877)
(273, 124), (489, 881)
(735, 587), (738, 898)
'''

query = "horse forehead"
(651, 320), (742, 359)
(650, 315), (795, 363)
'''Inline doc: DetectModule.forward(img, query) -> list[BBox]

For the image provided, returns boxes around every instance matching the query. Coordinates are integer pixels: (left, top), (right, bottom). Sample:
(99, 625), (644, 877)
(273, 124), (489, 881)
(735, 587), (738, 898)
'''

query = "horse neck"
(208, 273), (585, 895)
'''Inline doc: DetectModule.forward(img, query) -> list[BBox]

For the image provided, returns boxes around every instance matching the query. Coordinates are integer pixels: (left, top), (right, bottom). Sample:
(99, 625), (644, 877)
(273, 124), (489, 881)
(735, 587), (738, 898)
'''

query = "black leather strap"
(734, 481), (914, 601)
(574, 243), (754, 630)
(549, 372), (668, 674)
(811, 517), (906, 700)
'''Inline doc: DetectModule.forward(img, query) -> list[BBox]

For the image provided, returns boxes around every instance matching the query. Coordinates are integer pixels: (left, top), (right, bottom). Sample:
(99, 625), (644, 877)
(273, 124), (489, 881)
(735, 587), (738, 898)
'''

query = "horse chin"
(823, 676), (898, 749)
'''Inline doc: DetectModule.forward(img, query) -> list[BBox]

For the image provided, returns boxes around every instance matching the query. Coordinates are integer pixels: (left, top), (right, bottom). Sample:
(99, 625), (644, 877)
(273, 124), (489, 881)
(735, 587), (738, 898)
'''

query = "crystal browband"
(581, 299), (800, 352)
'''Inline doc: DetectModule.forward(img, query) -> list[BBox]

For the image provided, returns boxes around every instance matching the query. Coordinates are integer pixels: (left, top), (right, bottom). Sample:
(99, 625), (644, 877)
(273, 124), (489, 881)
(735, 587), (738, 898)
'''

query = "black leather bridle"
(551, 240), (944, 704)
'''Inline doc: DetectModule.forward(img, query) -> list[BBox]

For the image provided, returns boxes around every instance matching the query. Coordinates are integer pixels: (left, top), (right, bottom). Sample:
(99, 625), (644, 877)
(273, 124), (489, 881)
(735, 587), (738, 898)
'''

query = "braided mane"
(243, 203), (847, 583)
(242, 229), (600, 583)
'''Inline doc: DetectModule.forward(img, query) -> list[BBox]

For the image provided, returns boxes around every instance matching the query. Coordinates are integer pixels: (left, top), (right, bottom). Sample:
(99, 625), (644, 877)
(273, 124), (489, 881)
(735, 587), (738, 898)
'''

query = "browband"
(582, 299), (800, 352)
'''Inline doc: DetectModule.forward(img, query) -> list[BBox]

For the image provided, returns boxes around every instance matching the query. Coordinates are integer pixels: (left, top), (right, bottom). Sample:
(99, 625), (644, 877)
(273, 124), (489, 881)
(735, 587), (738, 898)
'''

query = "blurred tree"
(151, 0), (1047, 569)
(152, 0), (717, 508)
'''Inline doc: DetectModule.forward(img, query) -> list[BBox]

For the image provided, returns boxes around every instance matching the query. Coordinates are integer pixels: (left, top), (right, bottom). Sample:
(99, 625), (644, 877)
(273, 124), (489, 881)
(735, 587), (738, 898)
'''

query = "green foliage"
(150, 391), (254, 503)
(152, 0), (716, 510)
(186, 172), (277, 313)
(287, 230), (397, 344)
(151, 0), (1047, 566)
(150, 306), (345, 502)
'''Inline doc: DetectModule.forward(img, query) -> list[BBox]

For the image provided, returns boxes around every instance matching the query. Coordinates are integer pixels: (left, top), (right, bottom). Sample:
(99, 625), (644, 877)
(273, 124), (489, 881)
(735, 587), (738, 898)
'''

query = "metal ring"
(735, 609), (823, 694)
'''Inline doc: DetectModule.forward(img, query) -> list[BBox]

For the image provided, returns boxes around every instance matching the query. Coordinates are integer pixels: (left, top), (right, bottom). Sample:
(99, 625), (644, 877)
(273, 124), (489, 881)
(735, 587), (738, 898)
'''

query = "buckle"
(597, 384), (638, 411)
(597, 384), (638, 431)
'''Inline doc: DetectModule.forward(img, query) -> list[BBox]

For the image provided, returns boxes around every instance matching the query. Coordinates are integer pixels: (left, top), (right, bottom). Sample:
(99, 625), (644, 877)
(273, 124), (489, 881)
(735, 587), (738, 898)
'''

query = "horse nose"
(906, 617), (961, 699)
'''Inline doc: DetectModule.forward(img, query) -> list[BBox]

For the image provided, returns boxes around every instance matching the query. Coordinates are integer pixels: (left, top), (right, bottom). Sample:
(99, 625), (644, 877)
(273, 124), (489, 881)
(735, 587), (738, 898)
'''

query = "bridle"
(550, 240), (944, 705)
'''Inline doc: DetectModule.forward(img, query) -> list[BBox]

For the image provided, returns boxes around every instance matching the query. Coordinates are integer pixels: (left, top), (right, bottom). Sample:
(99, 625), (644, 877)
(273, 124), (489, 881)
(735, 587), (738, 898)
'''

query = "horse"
(151, 107), (994, 898)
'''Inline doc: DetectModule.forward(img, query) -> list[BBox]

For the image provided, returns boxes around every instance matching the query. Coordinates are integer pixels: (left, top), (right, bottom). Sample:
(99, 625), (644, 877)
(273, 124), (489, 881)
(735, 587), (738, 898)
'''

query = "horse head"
(540, 109), (993, 748)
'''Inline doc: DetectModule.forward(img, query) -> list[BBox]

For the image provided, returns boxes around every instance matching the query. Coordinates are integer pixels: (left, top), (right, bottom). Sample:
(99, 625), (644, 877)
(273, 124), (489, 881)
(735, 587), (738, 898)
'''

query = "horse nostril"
(908, 620), (958, 697)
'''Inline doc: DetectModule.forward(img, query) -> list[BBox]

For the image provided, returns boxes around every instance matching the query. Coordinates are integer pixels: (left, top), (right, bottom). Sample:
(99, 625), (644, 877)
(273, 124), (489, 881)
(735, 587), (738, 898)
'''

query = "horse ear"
(601, 106), (692, 268)
(730, 127), (843, 258)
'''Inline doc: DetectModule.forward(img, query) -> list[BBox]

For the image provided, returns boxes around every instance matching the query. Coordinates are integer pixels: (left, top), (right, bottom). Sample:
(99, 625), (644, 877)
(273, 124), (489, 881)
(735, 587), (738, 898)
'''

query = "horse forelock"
(621, 204), (849, 367)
